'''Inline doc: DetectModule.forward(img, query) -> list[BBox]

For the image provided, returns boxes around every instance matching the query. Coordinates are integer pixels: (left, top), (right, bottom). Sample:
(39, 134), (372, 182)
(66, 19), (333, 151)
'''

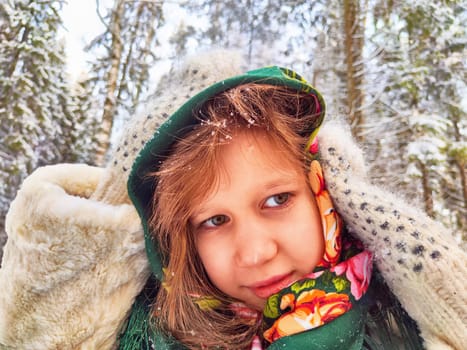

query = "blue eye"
(202, 215), (229, 228)
(264, 193), (290, 208)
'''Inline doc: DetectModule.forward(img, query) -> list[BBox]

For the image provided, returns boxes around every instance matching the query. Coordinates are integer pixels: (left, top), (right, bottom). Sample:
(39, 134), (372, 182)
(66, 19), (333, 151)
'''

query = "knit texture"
(318, 121), (467, 350)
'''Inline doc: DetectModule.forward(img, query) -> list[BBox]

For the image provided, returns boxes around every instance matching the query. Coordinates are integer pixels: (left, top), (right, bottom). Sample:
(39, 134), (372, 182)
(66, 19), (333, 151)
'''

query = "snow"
(1, 0), (466, 258)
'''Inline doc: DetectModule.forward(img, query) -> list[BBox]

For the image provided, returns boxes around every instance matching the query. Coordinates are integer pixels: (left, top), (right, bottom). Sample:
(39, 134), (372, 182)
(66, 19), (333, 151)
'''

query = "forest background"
(0, 0), (466, 262)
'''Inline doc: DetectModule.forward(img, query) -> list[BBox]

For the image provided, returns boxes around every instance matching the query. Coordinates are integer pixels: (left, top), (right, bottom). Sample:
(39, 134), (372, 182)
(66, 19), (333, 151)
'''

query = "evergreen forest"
(0, 0), (466, 260)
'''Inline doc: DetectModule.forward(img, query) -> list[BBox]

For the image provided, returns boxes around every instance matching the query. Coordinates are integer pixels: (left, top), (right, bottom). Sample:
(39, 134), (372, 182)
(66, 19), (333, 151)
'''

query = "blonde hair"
(147, 83), (321, 348)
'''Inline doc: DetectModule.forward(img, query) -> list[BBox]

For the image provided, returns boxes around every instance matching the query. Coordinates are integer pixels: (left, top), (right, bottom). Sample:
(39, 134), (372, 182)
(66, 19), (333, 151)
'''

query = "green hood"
(127, 66), (325, 281)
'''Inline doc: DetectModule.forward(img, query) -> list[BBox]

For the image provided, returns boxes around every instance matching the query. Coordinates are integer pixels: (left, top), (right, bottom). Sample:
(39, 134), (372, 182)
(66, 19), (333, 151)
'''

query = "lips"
(249, 273), (294, 299)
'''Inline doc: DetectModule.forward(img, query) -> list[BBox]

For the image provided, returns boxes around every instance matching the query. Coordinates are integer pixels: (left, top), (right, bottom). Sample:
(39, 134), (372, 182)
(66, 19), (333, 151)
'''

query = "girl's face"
(190, 132), (324, 310)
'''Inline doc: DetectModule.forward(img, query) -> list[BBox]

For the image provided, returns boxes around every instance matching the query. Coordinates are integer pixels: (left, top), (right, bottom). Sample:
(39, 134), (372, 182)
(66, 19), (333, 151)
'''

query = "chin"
(246, 299), (266, 311)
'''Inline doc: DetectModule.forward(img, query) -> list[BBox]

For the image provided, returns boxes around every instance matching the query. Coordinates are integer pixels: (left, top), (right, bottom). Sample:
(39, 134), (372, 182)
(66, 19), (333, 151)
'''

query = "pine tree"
(0, 0), (70, 168)
(0, 0), (69, 202)
(181, 0), (308, 66)
(67, 75), (101, 164)
(0, 0), (86, 260)
(365, 1), (466, 234)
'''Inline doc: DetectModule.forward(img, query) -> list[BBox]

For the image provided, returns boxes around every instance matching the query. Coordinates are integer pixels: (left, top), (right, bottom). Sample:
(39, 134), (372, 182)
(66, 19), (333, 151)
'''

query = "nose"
(234, 219), (278, 268)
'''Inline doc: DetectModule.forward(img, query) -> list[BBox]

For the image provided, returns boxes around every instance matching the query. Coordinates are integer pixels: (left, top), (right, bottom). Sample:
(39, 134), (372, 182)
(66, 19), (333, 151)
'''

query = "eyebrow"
(263, 176), (298, 189)
(190, 171), (302, 219)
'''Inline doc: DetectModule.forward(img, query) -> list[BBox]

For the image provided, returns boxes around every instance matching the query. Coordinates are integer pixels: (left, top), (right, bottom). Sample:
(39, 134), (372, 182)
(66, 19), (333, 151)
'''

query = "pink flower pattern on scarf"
(254, 157), (373, 349)
(331, 251), (373, 300)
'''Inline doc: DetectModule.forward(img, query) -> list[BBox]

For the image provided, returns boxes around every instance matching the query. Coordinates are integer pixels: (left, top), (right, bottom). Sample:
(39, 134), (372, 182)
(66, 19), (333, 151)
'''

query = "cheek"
(294, 218), (324, 265)
(310, 204), (325, 257)
(196, 237), (232, 285)
(292, 196), (325, 265)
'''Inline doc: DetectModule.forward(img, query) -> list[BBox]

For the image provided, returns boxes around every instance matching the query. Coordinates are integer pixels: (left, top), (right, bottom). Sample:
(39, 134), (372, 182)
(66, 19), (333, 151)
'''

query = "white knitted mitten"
(318, 121), (467, 350)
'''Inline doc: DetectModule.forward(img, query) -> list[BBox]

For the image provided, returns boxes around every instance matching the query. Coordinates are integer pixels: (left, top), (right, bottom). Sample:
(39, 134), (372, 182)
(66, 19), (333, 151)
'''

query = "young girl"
(126, 80), (374, 349)
(0, 51), (465, 349)
(121, 58), (466, 348)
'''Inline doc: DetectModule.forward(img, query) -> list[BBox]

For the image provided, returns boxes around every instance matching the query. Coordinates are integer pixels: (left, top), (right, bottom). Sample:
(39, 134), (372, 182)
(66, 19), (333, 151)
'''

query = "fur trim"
(319, 121), (467, 350)
(0, 164), (149, 349)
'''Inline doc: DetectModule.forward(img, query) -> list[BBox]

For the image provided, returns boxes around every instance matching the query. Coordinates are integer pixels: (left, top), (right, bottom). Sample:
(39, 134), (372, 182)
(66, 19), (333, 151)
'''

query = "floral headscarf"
(254, 139), (373, 349)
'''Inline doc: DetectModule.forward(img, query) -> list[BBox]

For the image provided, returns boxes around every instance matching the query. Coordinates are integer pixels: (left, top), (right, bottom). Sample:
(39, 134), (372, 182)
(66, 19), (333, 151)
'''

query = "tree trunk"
(132, 4), (160, 108)
(116, 3), (144, 106)
(452, 117), (467, 231)
(455, 160), (467, 231)
(94, 0), (125, 166)
(419, 160), (434, 217)
(343, 0), (366, 142)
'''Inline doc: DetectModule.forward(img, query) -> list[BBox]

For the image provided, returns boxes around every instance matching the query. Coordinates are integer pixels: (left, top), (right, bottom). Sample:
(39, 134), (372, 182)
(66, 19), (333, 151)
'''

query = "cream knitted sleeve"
(0, 164), (149, 350)
(318, 122), (467, 350)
